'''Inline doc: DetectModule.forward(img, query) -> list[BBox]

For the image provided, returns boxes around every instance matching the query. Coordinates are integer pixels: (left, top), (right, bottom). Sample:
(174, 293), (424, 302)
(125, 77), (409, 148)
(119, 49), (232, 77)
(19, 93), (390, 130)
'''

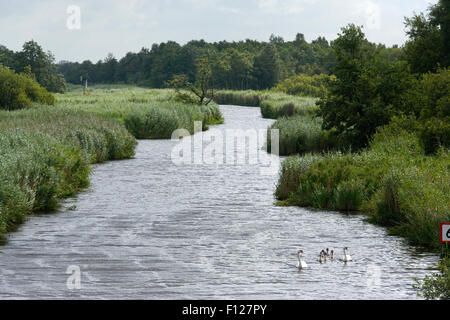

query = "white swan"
(340, 247), (352, 262)
(297, 250), (308, 269)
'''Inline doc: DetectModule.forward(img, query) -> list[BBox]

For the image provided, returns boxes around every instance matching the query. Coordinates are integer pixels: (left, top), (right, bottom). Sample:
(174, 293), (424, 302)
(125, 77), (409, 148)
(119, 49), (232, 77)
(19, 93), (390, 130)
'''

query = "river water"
(0, 105), (438, 299)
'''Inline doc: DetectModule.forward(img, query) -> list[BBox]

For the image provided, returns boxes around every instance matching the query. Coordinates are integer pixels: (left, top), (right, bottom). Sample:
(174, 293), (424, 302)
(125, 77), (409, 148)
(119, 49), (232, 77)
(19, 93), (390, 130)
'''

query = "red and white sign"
(441, 223), (450, 244)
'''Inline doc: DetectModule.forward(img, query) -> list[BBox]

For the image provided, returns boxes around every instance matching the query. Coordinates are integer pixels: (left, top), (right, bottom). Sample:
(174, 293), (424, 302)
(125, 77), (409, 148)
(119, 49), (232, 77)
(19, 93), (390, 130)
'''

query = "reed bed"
(267, 115), (336, 156)
(213, 90), (318, 119)
(57, 86), (223, 138)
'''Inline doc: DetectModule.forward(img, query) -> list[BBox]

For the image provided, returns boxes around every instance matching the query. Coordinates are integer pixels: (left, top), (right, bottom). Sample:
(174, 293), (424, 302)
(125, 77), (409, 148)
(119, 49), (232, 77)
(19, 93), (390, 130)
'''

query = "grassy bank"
(213, 90), (318, 119)
(275, 124), (450, 250)
(58, 86), (224, 139)
(0, 107), (137, 239)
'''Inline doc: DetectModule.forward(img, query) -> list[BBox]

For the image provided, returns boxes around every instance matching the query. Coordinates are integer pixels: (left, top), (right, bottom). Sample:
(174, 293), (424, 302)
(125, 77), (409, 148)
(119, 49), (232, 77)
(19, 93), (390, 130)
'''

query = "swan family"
(297, 247), (352, 269)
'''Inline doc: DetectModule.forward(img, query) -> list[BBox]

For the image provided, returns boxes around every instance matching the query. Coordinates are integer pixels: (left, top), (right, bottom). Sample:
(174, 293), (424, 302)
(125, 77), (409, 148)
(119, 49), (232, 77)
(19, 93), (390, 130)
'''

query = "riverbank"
(0, 86), (223, 241)
(275, 123), (450, 251)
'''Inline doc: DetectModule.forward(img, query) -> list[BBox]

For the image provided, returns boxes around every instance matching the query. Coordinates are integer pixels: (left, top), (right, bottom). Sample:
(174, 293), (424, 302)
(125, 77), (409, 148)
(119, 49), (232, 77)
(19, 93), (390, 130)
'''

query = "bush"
(419, 117), (450, 155)
(0, 65), (55, 110)
(273, 73), (336, 98)
(415, 258), (450, 300)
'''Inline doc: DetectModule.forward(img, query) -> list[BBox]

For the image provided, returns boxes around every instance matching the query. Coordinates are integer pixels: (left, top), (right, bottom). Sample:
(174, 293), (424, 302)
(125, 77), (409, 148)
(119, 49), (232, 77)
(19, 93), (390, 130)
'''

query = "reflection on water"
(0, 105), (438, 299)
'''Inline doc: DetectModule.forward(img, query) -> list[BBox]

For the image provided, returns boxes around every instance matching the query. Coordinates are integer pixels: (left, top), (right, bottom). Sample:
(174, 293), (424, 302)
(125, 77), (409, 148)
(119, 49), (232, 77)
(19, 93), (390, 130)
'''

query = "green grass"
(213, 90), (318, 119)
(58, 86), (223, 138)
(275, 124), (450, 250)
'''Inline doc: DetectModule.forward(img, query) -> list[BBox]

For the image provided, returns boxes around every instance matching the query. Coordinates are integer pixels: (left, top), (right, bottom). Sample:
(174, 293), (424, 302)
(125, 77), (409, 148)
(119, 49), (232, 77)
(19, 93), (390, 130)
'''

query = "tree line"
(1, 32), (403, 93)
(57, 34), (338, 90)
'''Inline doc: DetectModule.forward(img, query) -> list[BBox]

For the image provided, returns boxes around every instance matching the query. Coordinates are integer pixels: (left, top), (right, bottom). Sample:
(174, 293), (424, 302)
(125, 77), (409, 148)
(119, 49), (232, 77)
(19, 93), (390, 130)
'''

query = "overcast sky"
(0, 0), (438, 62)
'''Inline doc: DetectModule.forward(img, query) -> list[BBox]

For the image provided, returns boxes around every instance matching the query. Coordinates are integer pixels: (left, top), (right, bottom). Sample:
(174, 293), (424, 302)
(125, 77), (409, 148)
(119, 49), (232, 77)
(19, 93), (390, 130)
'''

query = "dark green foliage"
(404, 0), (450, 74)
(318, 24), (414, 149)
(253, 44), (280, 89)
(0, 65), (55, 110)
(58, 35), (341, 90)
(419, 118), (450, 155)
(405, 68), (450, 154)
(14, 41), (66, 93)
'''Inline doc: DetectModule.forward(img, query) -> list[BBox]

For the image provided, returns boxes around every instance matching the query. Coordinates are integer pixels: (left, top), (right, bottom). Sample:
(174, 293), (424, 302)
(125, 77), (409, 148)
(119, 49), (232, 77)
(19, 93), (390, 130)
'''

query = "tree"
(253, 43), (280, 89)
(319, 24), (414, 149)
(166, 57), (214, 106)
(15, 40), (66, 93)
(404, 0), (450, 74)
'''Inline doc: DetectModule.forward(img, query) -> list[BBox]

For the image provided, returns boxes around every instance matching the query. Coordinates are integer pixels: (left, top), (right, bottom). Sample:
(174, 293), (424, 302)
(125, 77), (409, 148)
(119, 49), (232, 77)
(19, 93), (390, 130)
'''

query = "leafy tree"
(406, 68), (450, 154)
(319, 24), (414, 149)
(15, 40), (66, 93)
(404, 0), (450, 74)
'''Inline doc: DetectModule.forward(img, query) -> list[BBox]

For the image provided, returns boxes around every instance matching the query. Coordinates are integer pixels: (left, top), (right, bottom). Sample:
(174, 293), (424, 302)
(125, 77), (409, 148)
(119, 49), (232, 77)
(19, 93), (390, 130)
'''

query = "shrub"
(125, 108), (180, 139)
(273, 73), (336, 98)
(415, 258), (450, 300)
(419, 117), (450, 155)
(0, 65), (55, 110)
